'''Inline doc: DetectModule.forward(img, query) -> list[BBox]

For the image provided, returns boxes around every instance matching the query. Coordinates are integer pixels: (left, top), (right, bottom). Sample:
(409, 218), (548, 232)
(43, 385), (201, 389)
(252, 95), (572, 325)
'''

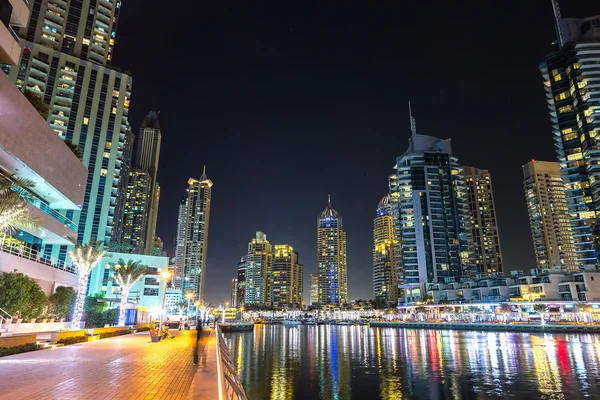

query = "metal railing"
(0, 307), (12, 327)
(215, 325), (248, 400)
(0, 235), (77, 274)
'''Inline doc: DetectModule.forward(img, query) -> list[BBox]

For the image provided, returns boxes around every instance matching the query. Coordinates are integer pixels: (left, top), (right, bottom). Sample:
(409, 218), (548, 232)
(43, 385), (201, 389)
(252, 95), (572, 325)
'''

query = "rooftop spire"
(200, 165), (207, 181)
(328, 194), (331, 208)
(409, 101), (417, 137)
(551, 0), (564, 48)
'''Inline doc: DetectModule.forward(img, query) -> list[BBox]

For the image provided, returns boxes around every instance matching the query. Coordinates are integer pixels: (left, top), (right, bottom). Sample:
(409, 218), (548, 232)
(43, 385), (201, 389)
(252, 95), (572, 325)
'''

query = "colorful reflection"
(225, 326), (600, 399)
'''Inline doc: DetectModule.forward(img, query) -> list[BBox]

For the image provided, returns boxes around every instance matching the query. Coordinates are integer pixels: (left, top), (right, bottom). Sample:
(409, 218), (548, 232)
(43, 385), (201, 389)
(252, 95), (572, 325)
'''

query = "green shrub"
(0, 343), (38, 357)
(58, 336), (88, 345)
(98, 329), (131, 339)
(136, 326), (151, 332)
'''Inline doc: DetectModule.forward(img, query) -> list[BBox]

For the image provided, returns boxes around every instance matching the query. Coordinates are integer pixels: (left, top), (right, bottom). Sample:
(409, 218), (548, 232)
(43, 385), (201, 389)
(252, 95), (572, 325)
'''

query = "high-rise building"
(540, 9), (600, 268)
(231, 278), (238, 307)
(134, 111), (162, 254)
(245, 231), (272, 304)
(119, 170), (151, 253)
(236, 256), (247, 307)
(389, 126), (474, 302)
(463, 167), (504, 274)
(523, 160), (579, 271)
(111, 129), (134, 245)
(3, 0), (133, 260)
(181, 171), (213, 301)
(309, 273), (321, 306)
(0, 0), (29, 66)
(317, 196), (348, 305)
(173, 197), (187, 289)
(373, 194), (399, 303)
(153, 236), (163, 256)
(270, 245), (303, 305)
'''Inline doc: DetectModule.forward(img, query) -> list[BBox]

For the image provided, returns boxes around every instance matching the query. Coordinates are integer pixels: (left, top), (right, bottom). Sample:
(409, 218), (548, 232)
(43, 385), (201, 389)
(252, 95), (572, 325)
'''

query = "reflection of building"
(373, 194), (398, 303)
(173, 197), (187, 289)
(181, 171), (213, 301)
(236, 256), (247, 307)
(309, 273), (321, 305)
(540, 11), (600, 269)
(0, 66), (86, 295)
(389, 120), (473, 302)
(4, 0), (133, 253)
(463, 166), (504, 274)
(245, 232), (272, 304)
(270, 245), (303, 305)
(523, 161), (578, 271)
(317, 196), (347, 305)
(88, 252), (170, 311)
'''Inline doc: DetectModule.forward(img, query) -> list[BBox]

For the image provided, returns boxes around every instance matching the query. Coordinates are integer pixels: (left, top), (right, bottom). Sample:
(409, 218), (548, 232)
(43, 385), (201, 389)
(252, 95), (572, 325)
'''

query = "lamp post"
(160, 270), (171, 320)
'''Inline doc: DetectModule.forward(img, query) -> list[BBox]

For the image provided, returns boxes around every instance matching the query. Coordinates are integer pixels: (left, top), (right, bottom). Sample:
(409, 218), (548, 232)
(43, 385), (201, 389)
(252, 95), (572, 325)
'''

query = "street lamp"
(160, 270), (171, 319)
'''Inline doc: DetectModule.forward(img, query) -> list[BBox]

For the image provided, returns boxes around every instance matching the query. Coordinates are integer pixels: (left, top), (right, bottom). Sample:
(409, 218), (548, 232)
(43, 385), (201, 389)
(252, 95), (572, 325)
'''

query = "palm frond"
(0, 197), (39, 234)
(68, 238), (106, 275)
(112, 259), (147, 290)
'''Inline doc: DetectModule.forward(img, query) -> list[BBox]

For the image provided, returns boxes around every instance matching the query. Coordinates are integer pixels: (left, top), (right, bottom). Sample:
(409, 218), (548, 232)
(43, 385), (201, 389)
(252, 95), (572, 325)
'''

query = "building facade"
(231, 278), (238, 307)
(245, 231), (272, 304)
(317, 197), (348, 305)
(309, 273), (321, 306)
(540, 12), (600, 269)
(173, 196), (187, 289)
(389, 132), (474, 302)
(181, 172), (212, 301)
(3, 0), (133, 263)
(236, 256), (247, 307)
(373, 194), (399, 303)
(463, 166), (504, 274)
(134, 111), (161, 254)
(270, 245), (303, 305)
(523, 160), (579, 271)
(118, 169), (150, 253)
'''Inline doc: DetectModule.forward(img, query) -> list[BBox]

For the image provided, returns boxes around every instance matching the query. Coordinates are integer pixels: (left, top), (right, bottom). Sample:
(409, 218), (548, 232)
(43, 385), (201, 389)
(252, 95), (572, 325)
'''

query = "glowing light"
(69, 239), (105, 329)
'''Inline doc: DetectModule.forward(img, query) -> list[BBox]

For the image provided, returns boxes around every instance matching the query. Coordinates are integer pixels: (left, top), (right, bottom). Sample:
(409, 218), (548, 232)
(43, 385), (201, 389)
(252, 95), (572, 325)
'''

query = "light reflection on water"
(225, 325), (600, 399)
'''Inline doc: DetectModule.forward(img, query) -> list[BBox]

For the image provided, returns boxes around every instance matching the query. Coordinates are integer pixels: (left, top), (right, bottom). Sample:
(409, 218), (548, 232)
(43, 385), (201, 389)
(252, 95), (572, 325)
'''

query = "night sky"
(113, 1), (598, 304)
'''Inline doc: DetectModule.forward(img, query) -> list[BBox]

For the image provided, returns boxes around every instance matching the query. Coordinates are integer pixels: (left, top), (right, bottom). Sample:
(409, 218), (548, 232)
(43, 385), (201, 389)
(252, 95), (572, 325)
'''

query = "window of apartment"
(100, 168), (108, 177)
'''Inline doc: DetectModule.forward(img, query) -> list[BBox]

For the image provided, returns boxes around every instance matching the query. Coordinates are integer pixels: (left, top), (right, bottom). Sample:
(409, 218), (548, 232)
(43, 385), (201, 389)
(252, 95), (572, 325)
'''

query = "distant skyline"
(112, 1), (598, 303)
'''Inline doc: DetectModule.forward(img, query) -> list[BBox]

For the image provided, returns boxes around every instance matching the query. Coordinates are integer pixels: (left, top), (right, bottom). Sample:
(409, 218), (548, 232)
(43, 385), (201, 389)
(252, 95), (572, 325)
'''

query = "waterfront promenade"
(0, 329), (217, 400)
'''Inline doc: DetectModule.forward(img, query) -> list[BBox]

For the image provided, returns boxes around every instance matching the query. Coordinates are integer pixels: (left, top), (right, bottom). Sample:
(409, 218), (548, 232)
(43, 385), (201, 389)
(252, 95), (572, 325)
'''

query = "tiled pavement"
(0, 330), (200, 400)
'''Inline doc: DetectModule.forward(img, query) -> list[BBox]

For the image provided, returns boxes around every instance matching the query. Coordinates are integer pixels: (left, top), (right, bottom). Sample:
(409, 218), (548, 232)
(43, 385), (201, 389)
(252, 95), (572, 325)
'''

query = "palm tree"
(0, 174), (39, 235)
(112, 259), (147, 326)
(533, 304), (548, 313)
(176, 300), (187, 316)
(69, 238), (105, 328)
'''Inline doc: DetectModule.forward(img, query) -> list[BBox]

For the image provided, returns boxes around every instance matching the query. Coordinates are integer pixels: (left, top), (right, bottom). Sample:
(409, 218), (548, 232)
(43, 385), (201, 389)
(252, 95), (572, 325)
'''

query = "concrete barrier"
(88, 326), (131, 335)
(50, 330), (86, 343)
(0, 334), (37, 348)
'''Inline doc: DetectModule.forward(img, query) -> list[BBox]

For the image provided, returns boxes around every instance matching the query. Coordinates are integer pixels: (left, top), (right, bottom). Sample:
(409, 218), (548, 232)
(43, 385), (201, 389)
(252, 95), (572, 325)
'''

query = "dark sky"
(113, 0), (599, 304)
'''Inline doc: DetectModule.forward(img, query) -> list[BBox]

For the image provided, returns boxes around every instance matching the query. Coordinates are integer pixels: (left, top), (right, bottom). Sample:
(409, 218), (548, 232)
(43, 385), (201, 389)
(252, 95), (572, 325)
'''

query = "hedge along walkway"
(0, 330), (198, 400)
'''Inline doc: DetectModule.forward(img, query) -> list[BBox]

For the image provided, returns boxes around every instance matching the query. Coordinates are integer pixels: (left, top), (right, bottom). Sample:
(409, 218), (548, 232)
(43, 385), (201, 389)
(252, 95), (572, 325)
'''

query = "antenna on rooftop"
(409, 101), (417, 137)
(551, 0), (564, 48)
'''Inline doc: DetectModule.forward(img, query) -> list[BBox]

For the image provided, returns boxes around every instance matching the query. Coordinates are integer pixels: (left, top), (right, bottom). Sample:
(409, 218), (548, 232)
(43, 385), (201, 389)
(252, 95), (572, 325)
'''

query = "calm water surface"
(225, 324), (600, 400)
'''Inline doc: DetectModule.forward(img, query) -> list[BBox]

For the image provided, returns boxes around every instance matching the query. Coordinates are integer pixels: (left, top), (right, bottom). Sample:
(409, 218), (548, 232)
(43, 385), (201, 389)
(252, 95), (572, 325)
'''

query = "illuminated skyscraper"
(389, 116), (474, 302)
(3, 0), (132, 264)
(236, 256), (247, 307)
(317, 196), (347, 305)
(134, 111), (162, 254)
(231, 278), (239, 307)
(523, 160), (578, 271)
(463, 167), (504, 274)
(181, 170), (213, 301)
(309, 273), (321, 306)
(373, 194), (398, 303)
(270, 245), (303, 305)
(119, 169), (151, 253)
(173, 197), (187, 289)
(245, 231), (272, 304)
(540, 8), (600, 268)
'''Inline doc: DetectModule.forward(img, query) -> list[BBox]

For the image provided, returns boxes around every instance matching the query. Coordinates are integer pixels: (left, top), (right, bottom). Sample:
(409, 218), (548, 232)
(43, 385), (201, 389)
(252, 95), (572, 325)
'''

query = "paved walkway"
(0, 330), (199, 400)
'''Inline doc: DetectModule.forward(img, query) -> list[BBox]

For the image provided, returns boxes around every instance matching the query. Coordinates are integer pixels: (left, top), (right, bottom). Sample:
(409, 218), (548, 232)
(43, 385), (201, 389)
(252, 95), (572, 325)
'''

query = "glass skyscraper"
(373, 194), (399, 303)
(317, 196), (347, 305)
(540, 12), (600, 269)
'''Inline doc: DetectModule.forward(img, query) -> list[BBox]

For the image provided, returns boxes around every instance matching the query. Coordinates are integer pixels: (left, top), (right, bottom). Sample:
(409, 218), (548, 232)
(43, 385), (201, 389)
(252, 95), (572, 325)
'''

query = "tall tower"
(135, 111), (162, 254)
(523, 160), (579, 271)
(120, 170), (151, 253)
(309, 273), (321, 306)
(181, 170), (213, 301)
(245, 231), (272, 304)
(389, 128), (474, 302)
(173, 197), (187, 289)
(317, 196), (348, 305)
(463, 167), (504, 274)
(236, 256), (247, 307)
(270, 245), (303, 305)
(540, 9), (600, 268)
(3, 0), (133, 266)
(373, 194), (398, 303)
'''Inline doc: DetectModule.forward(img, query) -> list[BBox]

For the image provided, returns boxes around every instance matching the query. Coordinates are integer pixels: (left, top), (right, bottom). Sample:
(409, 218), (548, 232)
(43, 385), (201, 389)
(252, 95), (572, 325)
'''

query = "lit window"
(112, 107), (117, 114)
(554, 74), (562, 82)
(105, 141), (112, 149)
(83, 38), (90, 45)
(558, 105), (572, 114)
(83, 117), (89, 125)
(103, 152), (110, 158)
(100, 168), (108, 177)
(555, 92), (570, 101)
(112, 90), (119, 97)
